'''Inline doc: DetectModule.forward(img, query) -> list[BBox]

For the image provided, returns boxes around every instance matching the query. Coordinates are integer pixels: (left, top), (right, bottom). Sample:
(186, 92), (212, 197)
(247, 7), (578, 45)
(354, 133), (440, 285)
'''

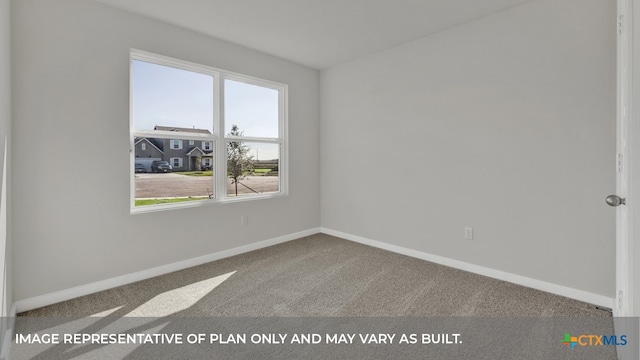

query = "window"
(171, 157), (183, 168)
(171, 139), (183, 150)
(130, 49), (287, 212)
(225, 78), (282, 197)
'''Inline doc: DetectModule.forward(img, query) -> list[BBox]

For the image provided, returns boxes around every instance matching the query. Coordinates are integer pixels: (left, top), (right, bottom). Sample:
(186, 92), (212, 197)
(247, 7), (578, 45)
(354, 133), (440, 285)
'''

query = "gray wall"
(9, 0), (628, 308)
(0, 0), (12, 352)
(633, 0), (640, 317)
(320, 0), (616, 297)
(11, 0), (320, 301)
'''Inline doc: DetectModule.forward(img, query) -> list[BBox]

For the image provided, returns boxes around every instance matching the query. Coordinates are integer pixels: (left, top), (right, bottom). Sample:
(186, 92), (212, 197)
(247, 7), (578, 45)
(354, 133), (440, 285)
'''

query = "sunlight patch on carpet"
(89, 306), (124, 317)
(125, 271), (236, 317)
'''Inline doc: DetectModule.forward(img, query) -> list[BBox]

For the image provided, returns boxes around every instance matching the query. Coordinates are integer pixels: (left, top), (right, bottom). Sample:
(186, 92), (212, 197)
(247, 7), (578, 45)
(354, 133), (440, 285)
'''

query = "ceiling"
(96, 0), (536, 69)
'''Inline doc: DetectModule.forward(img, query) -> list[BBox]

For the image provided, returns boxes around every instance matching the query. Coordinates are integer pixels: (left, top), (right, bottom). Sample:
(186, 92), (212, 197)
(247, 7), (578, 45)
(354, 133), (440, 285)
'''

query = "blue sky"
(132, 60), (280, 160)
(132, 60), (214, 132)
(225, 79), (279, 138)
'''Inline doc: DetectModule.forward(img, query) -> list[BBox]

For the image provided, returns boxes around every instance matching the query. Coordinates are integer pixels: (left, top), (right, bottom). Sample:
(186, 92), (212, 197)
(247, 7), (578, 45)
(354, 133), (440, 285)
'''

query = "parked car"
(134, 163), (147, 173)
(151, 160), (172, 173)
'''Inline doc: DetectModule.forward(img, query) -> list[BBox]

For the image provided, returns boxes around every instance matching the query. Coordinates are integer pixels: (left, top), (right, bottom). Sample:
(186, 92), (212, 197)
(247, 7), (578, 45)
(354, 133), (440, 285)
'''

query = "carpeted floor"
(13, 234), (627, 359)
(19, 233), (609, 318)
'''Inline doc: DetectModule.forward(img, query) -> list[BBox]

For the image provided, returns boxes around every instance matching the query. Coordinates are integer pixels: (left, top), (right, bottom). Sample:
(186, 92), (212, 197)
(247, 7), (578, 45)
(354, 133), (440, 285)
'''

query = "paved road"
(135, 173), (279, 198)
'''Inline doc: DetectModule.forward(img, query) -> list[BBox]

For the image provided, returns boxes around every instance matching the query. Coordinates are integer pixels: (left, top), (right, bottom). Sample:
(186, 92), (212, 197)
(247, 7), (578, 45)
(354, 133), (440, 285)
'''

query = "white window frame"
(170, 157), (183, 168)
(130, 49), (288, 213)
(171, 139), (182, 150)
(141, 143), (146, 151)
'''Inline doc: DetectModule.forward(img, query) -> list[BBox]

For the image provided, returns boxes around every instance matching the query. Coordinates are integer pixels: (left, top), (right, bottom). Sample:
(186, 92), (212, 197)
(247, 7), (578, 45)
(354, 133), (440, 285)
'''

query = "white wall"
(321, 0), (616, 298)
(11, 0), (320, 301)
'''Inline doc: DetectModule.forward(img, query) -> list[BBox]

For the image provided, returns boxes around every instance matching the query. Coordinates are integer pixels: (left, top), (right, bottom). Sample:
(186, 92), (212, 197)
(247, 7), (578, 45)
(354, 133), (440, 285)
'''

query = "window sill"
(130, 192), (287, 215)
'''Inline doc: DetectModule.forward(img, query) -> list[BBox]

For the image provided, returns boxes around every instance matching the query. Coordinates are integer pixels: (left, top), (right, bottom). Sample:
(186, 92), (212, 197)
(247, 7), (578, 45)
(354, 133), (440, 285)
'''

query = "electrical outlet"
(241, 215), (249, 226)
(464, 227), (473, 240)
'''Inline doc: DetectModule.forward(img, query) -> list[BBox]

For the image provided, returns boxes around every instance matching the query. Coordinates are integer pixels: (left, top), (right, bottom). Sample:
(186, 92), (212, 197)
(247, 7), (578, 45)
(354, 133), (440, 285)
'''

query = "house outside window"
(130, 49), (288, 212)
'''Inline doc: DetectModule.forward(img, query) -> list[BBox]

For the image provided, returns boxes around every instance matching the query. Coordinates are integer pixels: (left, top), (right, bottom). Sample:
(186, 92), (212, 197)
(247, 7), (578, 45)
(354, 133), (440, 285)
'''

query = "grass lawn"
(178, 171), (213, 177)
(177, 170), (275, 176)
(135, 197), (209, 206)
(253, 169), (271, 175)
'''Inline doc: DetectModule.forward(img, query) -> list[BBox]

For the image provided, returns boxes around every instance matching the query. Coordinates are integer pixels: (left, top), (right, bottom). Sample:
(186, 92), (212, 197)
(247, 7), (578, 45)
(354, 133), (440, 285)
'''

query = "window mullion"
(224, 136), (281, 144)
(215, 72), (226, 201)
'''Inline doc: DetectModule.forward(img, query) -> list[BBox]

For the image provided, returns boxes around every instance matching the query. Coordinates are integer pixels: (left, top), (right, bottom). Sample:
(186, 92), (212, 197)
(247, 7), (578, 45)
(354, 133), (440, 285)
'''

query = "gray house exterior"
(134, 126), (214, 172)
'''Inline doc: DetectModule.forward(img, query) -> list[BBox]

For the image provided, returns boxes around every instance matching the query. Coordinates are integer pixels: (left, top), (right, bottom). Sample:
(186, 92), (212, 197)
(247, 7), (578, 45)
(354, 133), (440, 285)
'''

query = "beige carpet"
(20, 233), (609, 318)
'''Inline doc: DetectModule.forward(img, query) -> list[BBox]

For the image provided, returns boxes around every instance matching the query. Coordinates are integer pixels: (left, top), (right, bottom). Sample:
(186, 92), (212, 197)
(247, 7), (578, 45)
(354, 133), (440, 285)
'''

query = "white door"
(612, 1), (633, 359)
(614, 0), (632, 318)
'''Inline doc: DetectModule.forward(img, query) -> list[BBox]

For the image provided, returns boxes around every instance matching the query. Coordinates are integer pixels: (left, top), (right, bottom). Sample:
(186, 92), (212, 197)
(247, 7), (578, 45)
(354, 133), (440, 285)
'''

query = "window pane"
(227, 142), (279, 197)
(134, 137), (215, 206)
(224, 79), (278, 138)
(132, 60), (214, 133)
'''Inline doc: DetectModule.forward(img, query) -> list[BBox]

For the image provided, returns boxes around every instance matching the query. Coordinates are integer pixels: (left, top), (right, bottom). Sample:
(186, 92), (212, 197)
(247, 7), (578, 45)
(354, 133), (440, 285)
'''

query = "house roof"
(134, 137), (164, 154)
(154, 125), (212, 134)
(186, 147), (214, 157)
(186, 147), (204, 156)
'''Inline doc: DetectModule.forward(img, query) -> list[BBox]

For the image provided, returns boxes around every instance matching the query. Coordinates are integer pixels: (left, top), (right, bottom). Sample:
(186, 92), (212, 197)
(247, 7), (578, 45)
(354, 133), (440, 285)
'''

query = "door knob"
(605, 195), (626, 207)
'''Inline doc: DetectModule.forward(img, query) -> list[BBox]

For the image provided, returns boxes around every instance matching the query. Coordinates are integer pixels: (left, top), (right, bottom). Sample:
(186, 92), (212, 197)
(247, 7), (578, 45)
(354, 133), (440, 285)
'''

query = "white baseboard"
(15, 228), (321, 313)
(320, 227), (615, 309)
